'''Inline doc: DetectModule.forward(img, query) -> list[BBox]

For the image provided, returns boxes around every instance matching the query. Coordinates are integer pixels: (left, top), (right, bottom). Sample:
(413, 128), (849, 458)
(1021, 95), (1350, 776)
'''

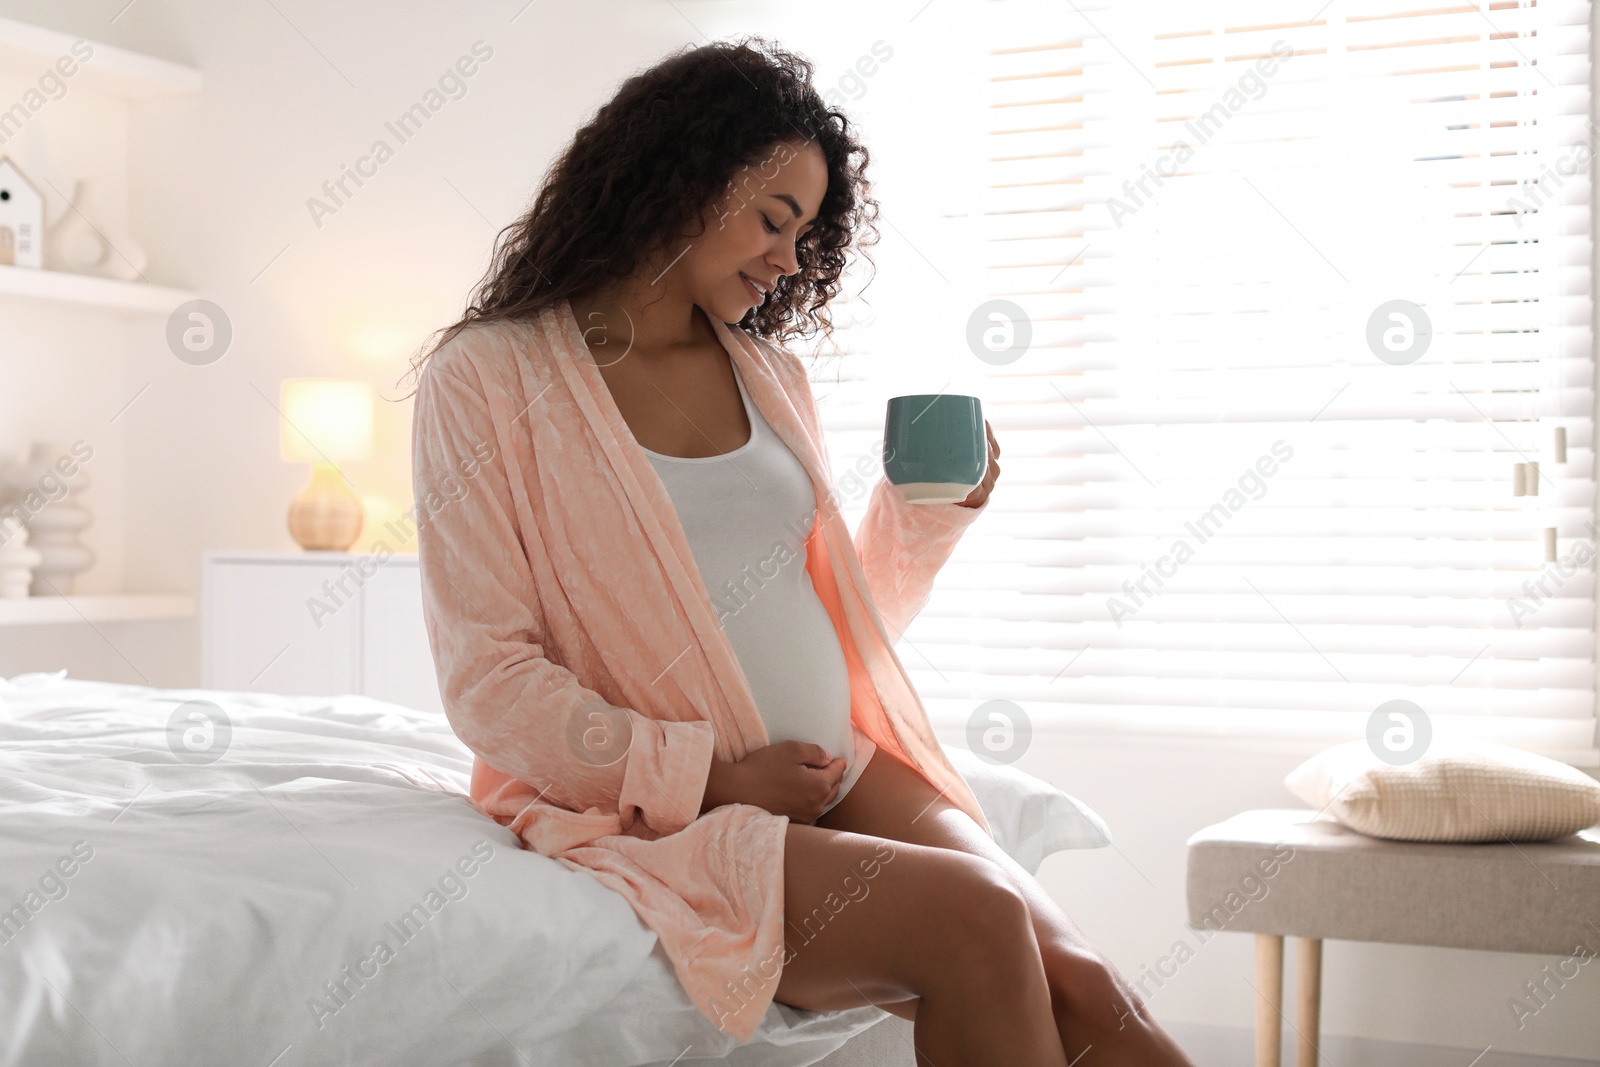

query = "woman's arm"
(412, 353), (714, 836)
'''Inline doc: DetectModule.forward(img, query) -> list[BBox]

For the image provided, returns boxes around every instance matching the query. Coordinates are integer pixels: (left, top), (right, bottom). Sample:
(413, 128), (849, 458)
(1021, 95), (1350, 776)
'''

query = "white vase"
(0, 520), (42, 598)
(2, 442), (94, 596)
(46, 179), (148, 281)
(46, 179), (109, 273)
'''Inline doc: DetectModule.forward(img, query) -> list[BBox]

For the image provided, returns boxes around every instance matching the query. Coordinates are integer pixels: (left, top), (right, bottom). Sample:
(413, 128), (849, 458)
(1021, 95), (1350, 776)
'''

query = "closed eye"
(761, 215), (780, 235)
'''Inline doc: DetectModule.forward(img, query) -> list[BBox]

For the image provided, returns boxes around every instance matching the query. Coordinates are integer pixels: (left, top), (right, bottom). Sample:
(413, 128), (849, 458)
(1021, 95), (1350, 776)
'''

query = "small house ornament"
(0, 157), (44, 268)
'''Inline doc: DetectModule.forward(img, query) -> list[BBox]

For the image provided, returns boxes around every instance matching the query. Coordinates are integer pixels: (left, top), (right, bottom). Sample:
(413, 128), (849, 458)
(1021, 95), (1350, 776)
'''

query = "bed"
(0, 671), (1110, 1067)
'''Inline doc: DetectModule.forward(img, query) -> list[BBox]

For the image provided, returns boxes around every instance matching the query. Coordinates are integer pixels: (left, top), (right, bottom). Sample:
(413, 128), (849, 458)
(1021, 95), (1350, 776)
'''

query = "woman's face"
(676, 139), (829, 324)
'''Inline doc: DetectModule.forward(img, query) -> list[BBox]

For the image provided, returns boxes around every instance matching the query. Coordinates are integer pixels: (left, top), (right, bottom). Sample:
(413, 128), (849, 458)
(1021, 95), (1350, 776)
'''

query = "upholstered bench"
(1186, 809), (1600, 1067)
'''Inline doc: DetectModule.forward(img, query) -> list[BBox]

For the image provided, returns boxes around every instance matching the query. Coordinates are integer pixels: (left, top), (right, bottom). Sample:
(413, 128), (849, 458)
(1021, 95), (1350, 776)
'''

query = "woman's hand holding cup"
(883, 393), (997, 506)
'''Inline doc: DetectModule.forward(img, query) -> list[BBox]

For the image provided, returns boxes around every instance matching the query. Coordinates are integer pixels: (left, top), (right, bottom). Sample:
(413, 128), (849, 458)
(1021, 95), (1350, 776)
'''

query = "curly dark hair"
(398, 35), (880, 398)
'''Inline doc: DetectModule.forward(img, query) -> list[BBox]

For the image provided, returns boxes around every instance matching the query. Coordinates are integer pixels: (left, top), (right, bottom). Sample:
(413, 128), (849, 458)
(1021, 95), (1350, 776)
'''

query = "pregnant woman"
(406, 37), (1193, 1067)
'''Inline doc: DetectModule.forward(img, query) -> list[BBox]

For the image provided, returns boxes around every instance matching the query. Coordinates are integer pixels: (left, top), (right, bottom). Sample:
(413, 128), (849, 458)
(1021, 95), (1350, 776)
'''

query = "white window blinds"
(824, 0), (1597, 765)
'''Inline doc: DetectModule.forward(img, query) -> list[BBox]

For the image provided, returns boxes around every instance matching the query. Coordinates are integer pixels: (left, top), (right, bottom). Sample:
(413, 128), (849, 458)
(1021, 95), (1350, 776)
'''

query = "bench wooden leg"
(1295, 937), (1322, 1067)
(1255, 933), (1283, 1067)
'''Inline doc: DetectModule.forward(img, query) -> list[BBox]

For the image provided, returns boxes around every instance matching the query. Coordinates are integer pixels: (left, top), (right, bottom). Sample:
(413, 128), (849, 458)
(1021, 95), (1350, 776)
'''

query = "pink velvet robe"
(410, 297), (992, 1042)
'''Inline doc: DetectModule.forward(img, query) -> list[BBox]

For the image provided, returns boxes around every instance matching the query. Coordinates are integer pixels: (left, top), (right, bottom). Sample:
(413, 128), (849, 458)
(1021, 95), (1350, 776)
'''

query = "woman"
(405, 37), (1194, 1066)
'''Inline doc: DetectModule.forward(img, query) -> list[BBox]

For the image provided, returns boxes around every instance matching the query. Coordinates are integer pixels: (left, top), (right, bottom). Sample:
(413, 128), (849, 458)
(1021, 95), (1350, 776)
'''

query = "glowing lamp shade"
(280, 379), (374, 463)
(279, 379), (374, 551)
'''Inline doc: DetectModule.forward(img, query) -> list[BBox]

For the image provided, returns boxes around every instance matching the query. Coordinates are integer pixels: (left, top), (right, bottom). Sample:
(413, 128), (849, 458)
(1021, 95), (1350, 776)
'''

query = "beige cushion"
(1284, 738), (1600, 843)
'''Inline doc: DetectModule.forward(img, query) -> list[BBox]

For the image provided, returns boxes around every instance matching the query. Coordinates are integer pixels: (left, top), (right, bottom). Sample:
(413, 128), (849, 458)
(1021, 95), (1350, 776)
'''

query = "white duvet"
(0, 672), (1107, 1067)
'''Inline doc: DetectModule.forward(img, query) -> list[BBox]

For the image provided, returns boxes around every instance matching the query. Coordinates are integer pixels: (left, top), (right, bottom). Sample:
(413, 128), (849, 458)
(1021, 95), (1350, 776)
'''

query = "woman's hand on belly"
(702, 741), (845, 823)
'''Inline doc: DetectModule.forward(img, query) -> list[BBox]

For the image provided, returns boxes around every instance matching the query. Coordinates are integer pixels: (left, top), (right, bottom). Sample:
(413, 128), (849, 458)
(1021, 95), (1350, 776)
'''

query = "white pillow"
(1284, 738), (1600, 843)
(943, 743), (1112, 873)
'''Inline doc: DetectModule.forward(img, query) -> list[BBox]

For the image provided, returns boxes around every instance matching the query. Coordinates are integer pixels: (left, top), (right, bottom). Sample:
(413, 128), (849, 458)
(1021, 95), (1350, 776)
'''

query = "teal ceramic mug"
(883, 394), (986, 504)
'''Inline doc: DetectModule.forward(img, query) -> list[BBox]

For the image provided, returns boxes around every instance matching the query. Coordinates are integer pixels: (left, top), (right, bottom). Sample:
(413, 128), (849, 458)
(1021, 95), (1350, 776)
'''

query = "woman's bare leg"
(775, 821), (1070, 1067)
(816, 749), (1197, 1067)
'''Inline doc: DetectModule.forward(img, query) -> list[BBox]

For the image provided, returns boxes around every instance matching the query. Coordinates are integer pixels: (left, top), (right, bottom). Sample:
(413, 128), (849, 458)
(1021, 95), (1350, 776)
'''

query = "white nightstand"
(200, 550), (443, 714)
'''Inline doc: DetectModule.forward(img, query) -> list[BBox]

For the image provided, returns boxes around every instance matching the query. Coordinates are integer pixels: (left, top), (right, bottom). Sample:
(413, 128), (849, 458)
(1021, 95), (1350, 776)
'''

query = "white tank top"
(642, 360), (875, 817)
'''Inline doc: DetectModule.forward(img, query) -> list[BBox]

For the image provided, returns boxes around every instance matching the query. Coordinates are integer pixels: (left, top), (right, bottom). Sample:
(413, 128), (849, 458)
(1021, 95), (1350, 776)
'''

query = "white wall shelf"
(0, 594), (195, 626)
(0, 14), (203, 661)
(0, 15), (201, 98)
(0, 263), (196, 314)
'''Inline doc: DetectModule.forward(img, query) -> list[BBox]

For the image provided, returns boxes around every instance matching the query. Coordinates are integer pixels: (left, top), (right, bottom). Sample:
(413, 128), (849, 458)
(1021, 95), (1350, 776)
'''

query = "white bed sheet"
(0, 672), (889, 1067)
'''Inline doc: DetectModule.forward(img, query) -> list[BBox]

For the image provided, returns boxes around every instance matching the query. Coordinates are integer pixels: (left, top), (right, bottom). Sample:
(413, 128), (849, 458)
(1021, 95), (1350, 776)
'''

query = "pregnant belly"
(720, 578), (855, 765)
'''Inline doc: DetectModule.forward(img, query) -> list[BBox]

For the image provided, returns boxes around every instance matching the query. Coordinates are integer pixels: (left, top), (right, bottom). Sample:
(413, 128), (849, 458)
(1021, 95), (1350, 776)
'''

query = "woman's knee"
(932, 852), (1038, 966)
(1041, 940), (1136, 1023)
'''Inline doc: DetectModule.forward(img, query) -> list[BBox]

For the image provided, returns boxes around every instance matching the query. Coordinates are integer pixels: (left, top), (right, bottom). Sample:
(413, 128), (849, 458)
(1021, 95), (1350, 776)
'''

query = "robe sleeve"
(853, 475), (990, 643)
(411, 352), (715, 837)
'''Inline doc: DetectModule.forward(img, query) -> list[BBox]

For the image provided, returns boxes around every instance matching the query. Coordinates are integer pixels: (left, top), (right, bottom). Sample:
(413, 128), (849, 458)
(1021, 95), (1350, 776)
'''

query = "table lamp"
(279, 378), (374, 551)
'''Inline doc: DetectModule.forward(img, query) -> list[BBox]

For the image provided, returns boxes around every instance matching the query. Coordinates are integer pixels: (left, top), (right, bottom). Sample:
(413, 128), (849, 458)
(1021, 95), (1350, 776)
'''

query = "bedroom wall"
(0, 0), (1594, 1060)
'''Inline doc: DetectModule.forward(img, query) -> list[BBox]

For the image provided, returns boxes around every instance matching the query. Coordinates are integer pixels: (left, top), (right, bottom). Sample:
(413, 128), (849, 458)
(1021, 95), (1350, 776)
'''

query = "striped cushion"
(1284, 739), (1600, 843)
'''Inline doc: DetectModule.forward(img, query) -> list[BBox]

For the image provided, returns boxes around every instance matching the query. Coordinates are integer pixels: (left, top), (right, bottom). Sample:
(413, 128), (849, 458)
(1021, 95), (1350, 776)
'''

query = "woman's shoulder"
(421, 311), (562, 390)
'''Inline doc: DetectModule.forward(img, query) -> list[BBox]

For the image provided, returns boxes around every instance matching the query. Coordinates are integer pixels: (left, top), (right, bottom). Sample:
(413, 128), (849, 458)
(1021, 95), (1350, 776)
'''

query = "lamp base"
(289, 463), (364, 551)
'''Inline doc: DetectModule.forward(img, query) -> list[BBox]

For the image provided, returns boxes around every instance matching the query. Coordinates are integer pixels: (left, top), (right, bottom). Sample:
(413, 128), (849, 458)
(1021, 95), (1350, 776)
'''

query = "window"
(822, 0), (1597, 764)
